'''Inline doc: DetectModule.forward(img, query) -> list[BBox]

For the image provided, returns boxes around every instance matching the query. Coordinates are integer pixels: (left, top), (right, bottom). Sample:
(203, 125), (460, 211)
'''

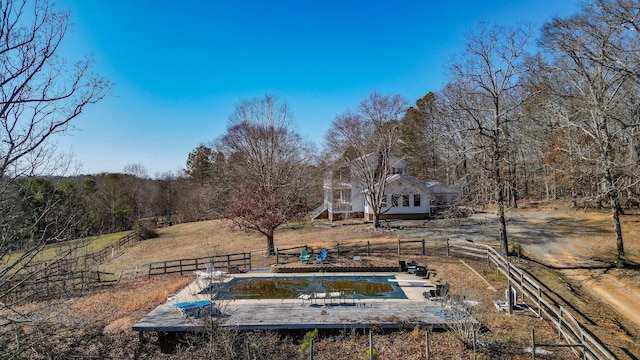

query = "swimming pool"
(199, 275), (408, 300)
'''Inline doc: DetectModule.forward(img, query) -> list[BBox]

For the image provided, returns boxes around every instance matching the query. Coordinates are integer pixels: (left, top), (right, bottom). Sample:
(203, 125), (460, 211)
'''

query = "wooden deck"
(133, 272), (461, 332)
(133, 300), (455, 332)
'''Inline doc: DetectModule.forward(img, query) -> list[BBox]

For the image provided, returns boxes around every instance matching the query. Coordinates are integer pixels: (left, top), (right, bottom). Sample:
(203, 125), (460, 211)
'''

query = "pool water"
(199, 275), (407, 300)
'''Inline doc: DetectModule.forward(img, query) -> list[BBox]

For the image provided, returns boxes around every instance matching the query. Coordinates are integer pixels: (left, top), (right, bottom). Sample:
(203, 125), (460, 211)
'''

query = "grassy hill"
(6, 206), (640, 359)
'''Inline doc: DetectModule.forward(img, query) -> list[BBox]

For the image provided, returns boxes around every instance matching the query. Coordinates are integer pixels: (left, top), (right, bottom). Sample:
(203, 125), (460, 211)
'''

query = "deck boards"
(133, 300), (454, 331)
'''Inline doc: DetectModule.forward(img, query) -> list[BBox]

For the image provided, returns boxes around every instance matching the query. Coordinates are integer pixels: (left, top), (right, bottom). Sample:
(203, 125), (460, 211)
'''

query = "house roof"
(362, 173), (430, 194)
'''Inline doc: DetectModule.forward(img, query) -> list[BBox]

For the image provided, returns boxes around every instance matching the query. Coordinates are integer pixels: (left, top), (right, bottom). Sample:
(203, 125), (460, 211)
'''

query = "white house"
(311, 154), (462, 221)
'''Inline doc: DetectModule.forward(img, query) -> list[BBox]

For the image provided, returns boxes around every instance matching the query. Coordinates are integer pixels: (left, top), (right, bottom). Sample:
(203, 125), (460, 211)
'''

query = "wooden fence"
(147, 252), (252, 278)
(82, 232), (137, 266)
(1, 270), (116, 302)
(81, 232), (138, 267)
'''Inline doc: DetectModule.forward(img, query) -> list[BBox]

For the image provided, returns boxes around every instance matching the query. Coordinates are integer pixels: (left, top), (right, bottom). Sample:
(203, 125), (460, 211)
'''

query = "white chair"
(195, 262), (228, 280)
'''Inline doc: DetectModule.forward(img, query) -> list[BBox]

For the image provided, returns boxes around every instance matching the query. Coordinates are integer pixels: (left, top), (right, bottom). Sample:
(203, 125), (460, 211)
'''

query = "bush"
(299, 329), (318, 360)
(510, 242), (523, 258)
(133, 221), (158, 241)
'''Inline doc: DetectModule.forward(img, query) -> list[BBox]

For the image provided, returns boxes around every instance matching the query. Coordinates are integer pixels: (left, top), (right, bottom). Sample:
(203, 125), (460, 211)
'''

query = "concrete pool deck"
(133, 271), (455, 332)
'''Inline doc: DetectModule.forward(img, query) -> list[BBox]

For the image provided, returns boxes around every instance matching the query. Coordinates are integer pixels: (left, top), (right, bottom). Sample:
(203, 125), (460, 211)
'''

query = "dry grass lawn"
(15, 203), (640, 359)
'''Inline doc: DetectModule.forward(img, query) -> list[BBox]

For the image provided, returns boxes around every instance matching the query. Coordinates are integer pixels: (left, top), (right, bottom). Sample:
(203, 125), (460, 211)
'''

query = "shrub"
(299, 329), (318, 360)
(133, 221), (158, 241)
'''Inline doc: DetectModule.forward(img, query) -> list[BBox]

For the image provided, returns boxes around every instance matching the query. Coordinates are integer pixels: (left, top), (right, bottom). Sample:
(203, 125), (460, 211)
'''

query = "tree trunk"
(373, 212), (380, 229)
(494, 117), (508, 255)
(611, 201), (625, 267)
(497, 182), (509, 255)
(266, 232), (275, 256)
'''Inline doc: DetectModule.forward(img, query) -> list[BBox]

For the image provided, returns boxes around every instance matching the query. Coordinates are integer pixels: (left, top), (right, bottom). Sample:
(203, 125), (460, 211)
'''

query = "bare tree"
(0, 0), (110, 357)
(534, 1), (640, 266)
(217, 95), (314, 255)
(443, 23), (532, 255)
(324, 91), (407, 229)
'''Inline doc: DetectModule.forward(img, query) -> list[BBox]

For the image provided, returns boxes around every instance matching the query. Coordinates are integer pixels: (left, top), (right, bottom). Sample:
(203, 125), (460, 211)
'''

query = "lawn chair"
(407, 260), (418, 274)
(173, 300), (212, 318)
(429, 282), (450, 300)
(398, 260), (407, 272)
(195, 262), (228, 280)
(300, 249), (311, 263)
(315, 249), (328, 264)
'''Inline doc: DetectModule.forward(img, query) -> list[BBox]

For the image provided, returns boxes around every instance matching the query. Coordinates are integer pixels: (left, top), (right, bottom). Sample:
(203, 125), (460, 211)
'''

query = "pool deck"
(133, 272), (455, 332)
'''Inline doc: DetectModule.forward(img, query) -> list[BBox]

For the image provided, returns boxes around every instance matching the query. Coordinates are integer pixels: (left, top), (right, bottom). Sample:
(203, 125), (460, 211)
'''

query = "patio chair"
(173, 300), (212, 318)
(298, 291), (312, 305)
(429, 282), (450, 299)
(195, 262), (228, 280)
(398, 260), (407, 272)
(315, 249), (328, 264)
(407, 260), (418, 274)
(300, 249), (311, 263)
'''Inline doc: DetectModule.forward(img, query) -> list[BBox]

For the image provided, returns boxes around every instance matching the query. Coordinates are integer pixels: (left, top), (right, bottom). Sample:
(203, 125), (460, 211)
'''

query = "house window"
(391, 195), (399, 207)
(402, 195), (409, 207)
(414, 194), (421, 207)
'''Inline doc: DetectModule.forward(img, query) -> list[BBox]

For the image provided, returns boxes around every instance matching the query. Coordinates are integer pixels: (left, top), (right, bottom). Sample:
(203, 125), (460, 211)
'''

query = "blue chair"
(315, 249), (328, 264)
(173, 300), (212, 318)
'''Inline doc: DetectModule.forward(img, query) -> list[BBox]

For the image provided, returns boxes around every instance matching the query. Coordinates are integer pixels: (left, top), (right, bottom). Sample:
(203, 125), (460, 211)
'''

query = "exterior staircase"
(309, 204), (326, 220)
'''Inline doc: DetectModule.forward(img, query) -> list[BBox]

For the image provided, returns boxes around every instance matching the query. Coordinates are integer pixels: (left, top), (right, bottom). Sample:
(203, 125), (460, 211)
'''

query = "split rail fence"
(147, 252), (252, 278)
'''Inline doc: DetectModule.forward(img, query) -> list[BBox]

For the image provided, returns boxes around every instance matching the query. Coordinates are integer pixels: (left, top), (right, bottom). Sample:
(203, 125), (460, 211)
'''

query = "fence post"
(248, 252), (252, 271)
(148, 263), (152, 279)
(275, 248), (279, 264)
(227, 254), (231, 269)
(446, 238), (450, 257)
(425, 331), (430, 360)
(473, 330), (477, 359)
(367, 241), (370, 256)
(508, 277), (513, 315)
(397, 240), (401, 255)
(537, 287), (542, 317)
(422, 239), (425, 255)
(558, 307), (563, 337)
(336, 243), (340, 258)
(531, 329), (536, 360)
(369, 329), (374, 360)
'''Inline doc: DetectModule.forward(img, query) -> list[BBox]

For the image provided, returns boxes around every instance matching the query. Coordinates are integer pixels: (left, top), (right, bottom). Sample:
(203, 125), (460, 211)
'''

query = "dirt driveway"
(500, 207), (640, 330)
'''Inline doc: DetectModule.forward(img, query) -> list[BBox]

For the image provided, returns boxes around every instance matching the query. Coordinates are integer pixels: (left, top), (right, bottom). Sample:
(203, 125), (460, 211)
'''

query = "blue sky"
(53, 0), (581, 177)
